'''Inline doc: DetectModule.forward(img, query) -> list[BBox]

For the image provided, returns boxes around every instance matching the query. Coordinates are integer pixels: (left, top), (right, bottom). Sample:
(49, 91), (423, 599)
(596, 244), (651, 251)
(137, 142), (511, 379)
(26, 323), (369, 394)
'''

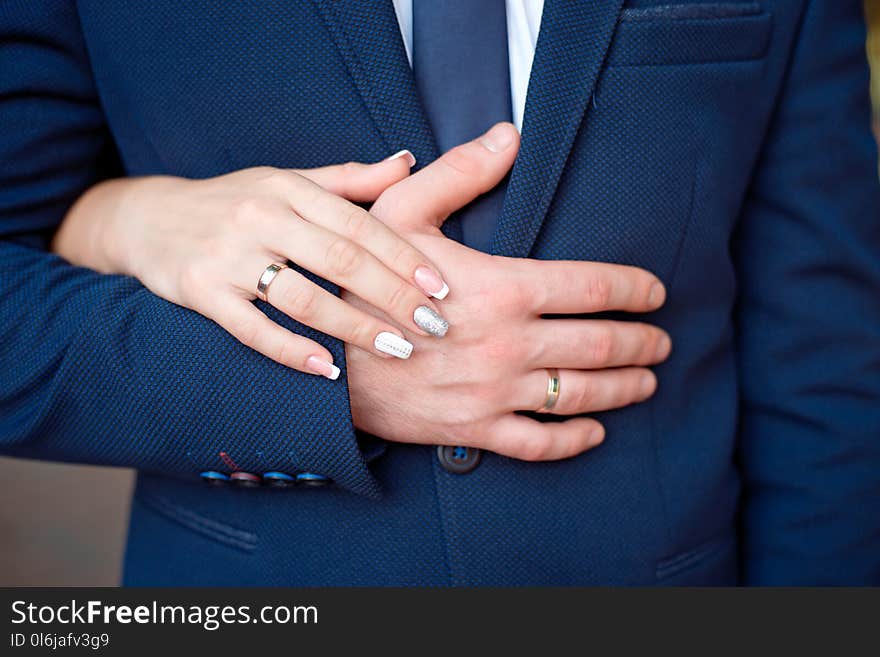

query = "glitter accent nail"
(413, 306), (449, 338)
(374, 332), (413, 359)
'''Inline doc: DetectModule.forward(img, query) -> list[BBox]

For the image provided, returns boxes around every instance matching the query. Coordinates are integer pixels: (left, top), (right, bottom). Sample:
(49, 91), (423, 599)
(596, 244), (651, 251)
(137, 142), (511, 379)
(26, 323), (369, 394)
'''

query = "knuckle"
(257, 167), (302, 194)
(441, 143), (488, 179)
(570, 377), (597, 412)
(230, 315), (260, 348)
(588, 328), (614, 365)
(393, 243), (422, 276)
(468, 378), (505, 412)
(325, 237), (364, 278)
(230, 196), (272, 229)
(339, 161), (363, 178)
(448, 413), (478, 439)
(447, 418), (487, 448)
(295, 179), (323, 207)
(518, 436), (551, 462)
(263, 167), (293, 185)
(586, 274), (613, 309)
(281, 283), (319, 319)
(274, 339), (301, 368)
(384, 281), (413, 314)
(343, 206), (372, 242)
(346, 319), (375, 348)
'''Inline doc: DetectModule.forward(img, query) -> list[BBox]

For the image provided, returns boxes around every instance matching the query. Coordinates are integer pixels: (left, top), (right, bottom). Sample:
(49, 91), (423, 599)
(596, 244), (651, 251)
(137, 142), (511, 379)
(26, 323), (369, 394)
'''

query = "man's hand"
(345, 123), (671, 461)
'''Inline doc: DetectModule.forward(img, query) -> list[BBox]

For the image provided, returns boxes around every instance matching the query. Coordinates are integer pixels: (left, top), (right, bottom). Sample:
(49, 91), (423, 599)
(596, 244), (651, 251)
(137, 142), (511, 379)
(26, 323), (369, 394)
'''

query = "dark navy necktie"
(413, 0), (513, 251)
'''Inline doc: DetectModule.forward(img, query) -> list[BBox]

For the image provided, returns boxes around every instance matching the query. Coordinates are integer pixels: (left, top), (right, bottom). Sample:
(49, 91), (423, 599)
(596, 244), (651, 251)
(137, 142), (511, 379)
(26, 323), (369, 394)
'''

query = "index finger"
(517, 259), (666, 314)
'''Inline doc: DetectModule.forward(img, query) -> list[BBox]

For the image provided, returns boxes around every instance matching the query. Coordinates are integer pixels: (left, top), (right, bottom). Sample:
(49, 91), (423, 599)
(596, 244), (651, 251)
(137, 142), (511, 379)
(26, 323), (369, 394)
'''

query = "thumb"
(372, 122), (520, 232)
(290, 149), (416, 202)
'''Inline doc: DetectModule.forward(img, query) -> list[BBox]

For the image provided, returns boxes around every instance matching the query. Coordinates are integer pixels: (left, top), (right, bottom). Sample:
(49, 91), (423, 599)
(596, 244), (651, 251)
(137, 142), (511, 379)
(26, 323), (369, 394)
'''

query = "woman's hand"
(53, 154), (452, 379)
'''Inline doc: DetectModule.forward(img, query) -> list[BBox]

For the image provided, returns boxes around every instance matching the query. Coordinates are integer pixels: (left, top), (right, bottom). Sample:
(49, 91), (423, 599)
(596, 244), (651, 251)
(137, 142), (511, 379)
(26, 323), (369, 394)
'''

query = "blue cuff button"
(200, 471), (230, 486)
(263, 471), (296, 488)
(230, 472), (261, 487)
(297, 473), (330, 487)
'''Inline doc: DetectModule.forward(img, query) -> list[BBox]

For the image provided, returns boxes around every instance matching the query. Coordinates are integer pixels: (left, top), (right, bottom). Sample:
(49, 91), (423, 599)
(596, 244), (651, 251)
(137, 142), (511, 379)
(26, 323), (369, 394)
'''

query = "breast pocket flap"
(609, 4), (772, 66)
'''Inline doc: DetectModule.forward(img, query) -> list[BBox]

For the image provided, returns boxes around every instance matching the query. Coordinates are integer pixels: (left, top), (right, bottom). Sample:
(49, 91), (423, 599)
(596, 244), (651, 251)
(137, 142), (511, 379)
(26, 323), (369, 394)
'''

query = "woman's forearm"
(51, 176), (165, 275)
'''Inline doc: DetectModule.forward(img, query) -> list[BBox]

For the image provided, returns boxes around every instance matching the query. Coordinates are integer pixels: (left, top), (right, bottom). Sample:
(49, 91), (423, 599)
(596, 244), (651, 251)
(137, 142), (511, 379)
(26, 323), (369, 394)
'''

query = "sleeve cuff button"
(297, 473), (331, 487)
(200, 471), (230, 486)
(262, 471), (296, 488)
(230, 472), (261, 487)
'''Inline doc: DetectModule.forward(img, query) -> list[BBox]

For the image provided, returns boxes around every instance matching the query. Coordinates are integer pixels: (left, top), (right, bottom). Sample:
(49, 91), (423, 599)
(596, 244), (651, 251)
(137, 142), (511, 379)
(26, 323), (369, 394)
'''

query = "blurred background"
(870, 1), (880, 141)
(2, 5), (880, 587)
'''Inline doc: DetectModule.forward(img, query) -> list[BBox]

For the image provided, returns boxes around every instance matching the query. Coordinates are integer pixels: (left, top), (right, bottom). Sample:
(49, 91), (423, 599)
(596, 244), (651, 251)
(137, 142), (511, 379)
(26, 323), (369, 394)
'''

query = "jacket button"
(437, 445), (481, 474)
(297, 473), (330, 487)
(200, 471), (230, 486)
(230, 472), (261, 487)
(262, 471), (296, 488)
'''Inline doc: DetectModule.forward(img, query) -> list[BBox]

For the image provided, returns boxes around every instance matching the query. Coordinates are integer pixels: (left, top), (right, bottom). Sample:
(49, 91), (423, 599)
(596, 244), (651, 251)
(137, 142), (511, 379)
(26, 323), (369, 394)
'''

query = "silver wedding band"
(541, 368), (561, 412)
(256, 263), (288, 302)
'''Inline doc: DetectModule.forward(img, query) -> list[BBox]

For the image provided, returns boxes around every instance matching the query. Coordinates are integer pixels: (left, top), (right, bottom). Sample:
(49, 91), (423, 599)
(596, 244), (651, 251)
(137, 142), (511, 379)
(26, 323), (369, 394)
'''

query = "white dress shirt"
(391, 0), (545, 131)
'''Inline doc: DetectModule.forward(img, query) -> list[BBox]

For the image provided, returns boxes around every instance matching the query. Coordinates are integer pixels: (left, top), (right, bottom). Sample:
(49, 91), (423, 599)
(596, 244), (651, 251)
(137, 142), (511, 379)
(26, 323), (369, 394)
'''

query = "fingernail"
(305, 356), (341, 380)
(414, 266), (450, 300)
(413, 306), (449, 338)
(655, 334), (672, 361)
(649, 282), (666, 307)
(385, 149), (416, 167)
(590, 424), (606, 445)
(478, 123), (516, 153)
(640, 373), (657, 398)
(374, 332), (413, 359)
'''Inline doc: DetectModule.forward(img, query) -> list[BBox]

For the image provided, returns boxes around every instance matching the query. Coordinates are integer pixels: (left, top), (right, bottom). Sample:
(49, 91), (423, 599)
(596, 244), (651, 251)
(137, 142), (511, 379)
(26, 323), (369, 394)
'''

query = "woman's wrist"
(100, 177), (146, 278)
(101, 176), (177, 278)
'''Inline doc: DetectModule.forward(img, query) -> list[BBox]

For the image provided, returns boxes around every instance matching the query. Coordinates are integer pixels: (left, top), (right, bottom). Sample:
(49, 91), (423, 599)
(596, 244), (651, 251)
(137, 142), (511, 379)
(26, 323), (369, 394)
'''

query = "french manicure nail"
(413, 305), (449, 338)
(478, 123), (515, 153)
(414, 266), (450, 300)
(306, 356), (341, 380)
(374, 332), (413, 359)
(385, 149), (416, 167)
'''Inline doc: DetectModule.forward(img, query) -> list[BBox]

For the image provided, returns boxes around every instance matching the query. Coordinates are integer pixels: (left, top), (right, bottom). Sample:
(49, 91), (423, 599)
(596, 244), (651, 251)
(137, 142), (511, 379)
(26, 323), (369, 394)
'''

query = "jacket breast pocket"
(608, 2), (772, 67)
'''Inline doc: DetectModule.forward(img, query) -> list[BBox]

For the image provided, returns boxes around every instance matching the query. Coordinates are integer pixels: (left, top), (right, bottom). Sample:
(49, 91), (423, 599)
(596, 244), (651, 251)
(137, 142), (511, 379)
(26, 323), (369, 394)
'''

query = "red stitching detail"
(219, 451), (241, 471)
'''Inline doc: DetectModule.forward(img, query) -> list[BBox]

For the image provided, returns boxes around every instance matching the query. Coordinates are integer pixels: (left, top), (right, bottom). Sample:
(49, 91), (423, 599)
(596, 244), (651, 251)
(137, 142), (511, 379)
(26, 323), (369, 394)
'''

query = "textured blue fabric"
(413, 0), (512, 249)
(0, 0), (878, 586)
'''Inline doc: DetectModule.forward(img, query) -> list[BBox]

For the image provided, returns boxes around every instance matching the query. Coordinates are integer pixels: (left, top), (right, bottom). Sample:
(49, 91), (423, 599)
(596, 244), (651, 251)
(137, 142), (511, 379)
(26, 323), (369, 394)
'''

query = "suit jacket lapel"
(490, 0), (624, 257)
(311, 0), (439, 166)
(311, 1), (468, 239)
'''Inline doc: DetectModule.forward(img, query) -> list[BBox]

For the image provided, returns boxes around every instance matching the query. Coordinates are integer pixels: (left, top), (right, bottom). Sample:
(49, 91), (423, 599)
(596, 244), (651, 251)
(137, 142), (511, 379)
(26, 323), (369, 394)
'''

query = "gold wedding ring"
(541, 368), (561, 412)
(256, 263), (288, 302)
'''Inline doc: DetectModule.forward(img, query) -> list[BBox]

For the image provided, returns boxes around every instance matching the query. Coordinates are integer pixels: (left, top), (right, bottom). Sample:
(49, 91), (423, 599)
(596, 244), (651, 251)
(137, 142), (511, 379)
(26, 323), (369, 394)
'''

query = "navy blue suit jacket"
(1, 0), (879, 585)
